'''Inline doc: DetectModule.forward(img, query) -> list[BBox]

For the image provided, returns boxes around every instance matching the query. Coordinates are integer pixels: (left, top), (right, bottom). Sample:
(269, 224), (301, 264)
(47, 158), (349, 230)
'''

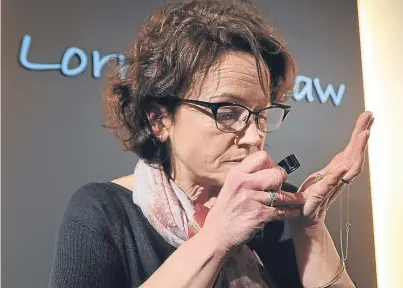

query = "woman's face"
(165, 51), (271, 191)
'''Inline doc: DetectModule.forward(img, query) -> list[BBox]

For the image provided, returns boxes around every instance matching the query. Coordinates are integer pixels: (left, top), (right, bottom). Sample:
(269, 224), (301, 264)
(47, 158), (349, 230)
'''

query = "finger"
(262, 206), (302, 221)
(343, 112), (372, 157)
(359, 129), (371, 153)
(234, 151), (276, 173)
(351, 127), (371, 155)
(313, 164), (349, 198)
(350, 111), (373, 143)
(249, 190), (305, 207)
(349, 129), (370, 166)
(344, 130), (370, 180)
(353, 130), (371, 163)
(243, 167), (288, 191)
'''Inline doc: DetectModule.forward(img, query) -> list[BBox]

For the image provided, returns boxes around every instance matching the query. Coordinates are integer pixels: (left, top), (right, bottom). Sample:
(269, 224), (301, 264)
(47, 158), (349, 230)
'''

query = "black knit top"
(49, 182), (302, 287)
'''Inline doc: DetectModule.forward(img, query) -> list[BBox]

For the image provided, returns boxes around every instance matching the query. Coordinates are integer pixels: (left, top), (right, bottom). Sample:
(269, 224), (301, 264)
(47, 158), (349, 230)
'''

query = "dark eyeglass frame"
(173, 98), (291, 133)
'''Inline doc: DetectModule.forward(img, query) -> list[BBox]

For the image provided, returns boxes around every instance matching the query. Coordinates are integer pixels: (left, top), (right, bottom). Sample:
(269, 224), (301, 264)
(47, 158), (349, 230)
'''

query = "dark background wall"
(2, 0), (376, 287)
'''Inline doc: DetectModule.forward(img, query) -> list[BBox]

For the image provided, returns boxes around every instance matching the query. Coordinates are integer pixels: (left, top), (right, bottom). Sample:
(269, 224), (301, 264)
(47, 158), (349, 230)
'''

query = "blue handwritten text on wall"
(18, 33), (345, 106)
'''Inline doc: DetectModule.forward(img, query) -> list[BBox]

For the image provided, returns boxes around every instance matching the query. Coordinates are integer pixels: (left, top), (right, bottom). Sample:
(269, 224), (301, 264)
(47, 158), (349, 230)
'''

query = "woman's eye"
(217, 113), (234, 121)
(217, 110), (241, 121)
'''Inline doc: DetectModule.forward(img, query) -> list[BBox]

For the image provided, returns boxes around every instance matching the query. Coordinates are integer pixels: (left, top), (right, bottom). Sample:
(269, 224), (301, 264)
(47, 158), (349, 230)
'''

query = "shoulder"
(69, 181), (132, 206)
(60, 182), (142, 235)
(50, 182), (136, 287)
(66, 182), (134, 214)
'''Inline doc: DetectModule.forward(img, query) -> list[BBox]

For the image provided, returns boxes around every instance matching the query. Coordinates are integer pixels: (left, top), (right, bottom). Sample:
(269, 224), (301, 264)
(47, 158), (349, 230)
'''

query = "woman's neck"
(170, 163), (220, 208)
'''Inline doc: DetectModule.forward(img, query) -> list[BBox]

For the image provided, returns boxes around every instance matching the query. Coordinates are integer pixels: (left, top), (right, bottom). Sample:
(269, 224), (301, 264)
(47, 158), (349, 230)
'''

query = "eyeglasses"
(173, 98), (291, 133)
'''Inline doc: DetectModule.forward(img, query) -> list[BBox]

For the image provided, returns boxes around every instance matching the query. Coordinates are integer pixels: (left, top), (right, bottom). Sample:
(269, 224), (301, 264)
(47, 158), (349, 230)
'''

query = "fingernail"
(367, 117), (375, 130)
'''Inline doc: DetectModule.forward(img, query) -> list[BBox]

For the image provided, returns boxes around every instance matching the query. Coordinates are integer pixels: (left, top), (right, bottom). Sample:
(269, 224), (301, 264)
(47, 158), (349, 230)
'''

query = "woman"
(49, 0), (373, 287)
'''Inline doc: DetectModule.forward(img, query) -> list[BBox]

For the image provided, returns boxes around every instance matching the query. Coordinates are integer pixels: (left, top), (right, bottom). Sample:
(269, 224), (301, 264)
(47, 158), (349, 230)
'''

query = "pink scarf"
(132, 159), (276, 287)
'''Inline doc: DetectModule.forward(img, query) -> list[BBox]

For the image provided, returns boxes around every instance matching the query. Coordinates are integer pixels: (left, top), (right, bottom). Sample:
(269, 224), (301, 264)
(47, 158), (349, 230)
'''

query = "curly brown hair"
(102, 0), (296, 175)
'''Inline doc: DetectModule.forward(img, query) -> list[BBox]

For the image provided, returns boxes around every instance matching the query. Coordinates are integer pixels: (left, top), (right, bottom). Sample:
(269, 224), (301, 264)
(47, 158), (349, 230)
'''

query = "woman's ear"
(147, 105), (172, 142)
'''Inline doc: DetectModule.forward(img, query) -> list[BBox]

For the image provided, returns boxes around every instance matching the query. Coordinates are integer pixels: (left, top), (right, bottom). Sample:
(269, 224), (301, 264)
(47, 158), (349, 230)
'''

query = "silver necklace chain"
(339, 183), (351, 262)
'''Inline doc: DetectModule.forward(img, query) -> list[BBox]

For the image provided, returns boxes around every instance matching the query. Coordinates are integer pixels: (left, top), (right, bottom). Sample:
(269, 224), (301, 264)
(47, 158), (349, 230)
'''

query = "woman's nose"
(236, 117), (263, 146)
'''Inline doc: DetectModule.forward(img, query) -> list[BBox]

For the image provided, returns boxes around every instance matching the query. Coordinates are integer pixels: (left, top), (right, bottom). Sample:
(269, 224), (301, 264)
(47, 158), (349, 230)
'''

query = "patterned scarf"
(132, 159), (277, 287)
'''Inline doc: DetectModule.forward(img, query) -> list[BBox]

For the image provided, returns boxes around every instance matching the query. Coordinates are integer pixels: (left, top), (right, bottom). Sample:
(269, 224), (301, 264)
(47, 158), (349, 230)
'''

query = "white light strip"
(358, 1), (403, 287)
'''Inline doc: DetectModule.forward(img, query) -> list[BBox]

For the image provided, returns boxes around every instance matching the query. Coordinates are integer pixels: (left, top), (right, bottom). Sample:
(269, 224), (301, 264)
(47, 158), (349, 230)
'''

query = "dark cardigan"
(49, 181), (302, 287)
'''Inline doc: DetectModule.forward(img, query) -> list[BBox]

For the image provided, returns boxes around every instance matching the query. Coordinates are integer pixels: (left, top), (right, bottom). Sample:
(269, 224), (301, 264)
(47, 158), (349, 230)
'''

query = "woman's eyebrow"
(211, 93), (269, 108)
(210, 93), (248, 104)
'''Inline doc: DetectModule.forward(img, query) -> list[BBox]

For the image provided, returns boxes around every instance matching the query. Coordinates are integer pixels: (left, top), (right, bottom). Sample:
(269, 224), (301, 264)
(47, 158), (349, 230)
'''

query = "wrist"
(289, 220), (326, 239)
(197, 228), (231, 260)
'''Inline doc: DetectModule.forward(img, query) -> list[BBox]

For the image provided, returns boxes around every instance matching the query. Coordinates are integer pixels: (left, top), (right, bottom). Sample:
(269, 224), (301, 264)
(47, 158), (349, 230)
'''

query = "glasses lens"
(258, 107), (285, 132)
(216, 106), (249, 132)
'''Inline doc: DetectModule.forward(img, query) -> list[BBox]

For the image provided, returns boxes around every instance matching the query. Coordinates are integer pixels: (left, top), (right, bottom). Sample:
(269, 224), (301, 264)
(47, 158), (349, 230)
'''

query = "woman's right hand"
(202, 151), (305, 252)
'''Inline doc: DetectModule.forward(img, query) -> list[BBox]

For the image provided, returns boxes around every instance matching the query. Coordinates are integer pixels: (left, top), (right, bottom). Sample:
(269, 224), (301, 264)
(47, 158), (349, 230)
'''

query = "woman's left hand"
(292, 111), (374, 228)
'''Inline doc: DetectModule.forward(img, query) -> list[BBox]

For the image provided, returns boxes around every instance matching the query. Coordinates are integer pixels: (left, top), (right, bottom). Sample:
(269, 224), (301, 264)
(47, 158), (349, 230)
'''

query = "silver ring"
(313, 171), (332, 184)
(314, 173), (323, 184)
(269, 191), (278, 207)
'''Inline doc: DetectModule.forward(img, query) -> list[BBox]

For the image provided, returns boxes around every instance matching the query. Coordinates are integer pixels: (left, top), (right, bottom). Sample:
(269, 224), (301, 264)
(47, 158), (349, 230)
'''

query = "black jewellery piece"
(277, 154), (300, 174)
